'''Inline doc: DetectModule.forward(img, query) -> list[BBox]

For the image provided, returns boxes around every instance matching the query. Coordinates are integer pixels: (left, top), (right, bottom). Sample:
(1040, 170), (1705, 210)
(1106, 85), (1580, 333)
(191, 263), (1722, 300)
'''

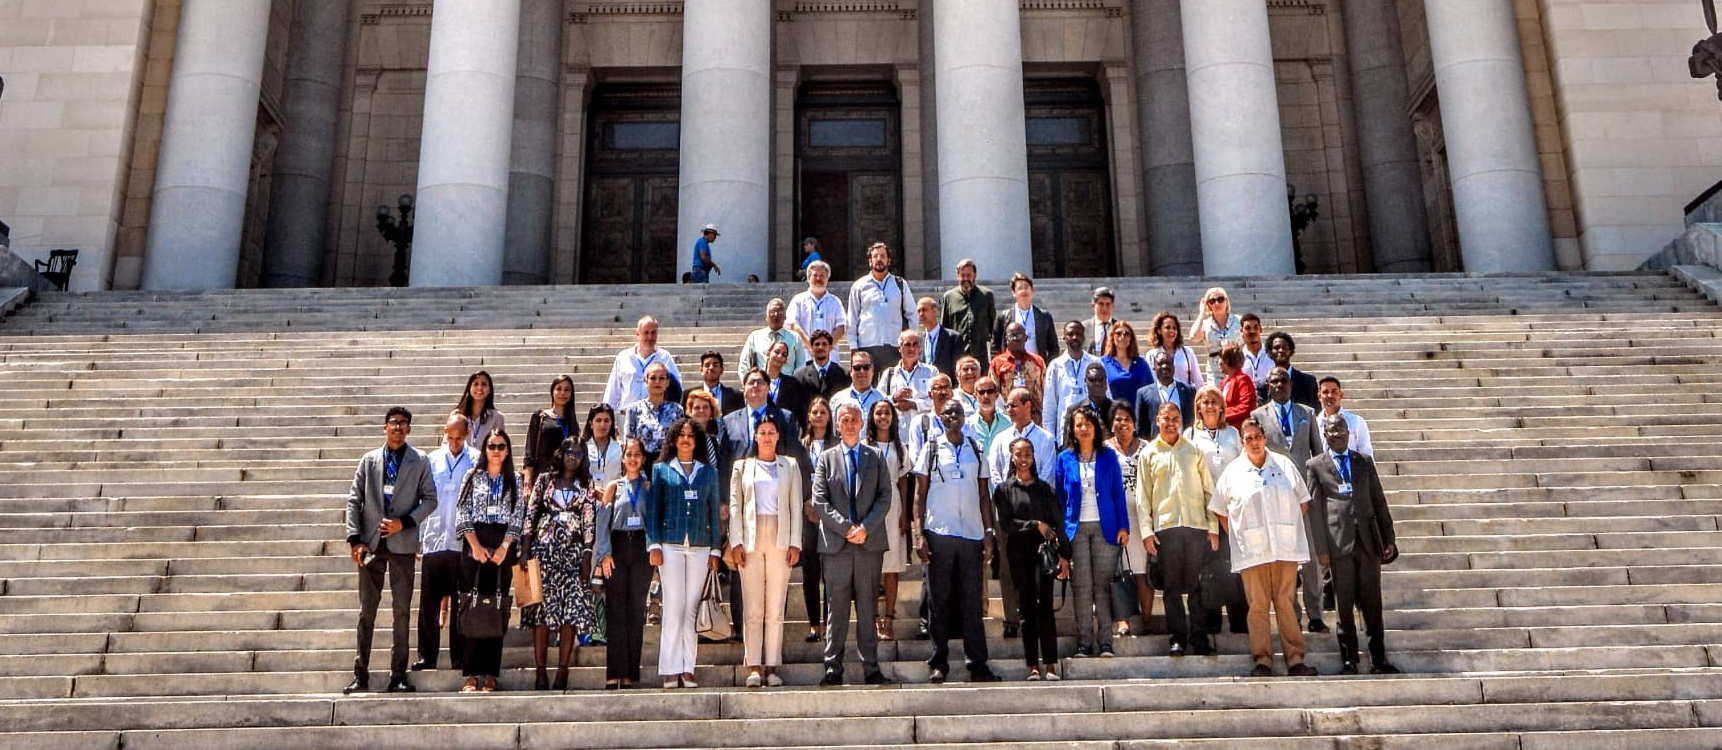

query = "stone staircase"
(2, 271), (1721, 749)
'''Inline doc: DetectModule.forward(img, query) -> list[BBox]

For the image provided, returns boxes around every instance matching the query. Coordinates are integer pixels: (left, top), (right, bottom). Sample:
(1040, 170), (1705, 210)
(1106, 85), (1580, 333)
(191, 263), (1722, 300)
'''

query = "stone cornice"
(1268, 0), (1326, 15)
(360, 4), (431, 25)
(570, 2), (683, 23)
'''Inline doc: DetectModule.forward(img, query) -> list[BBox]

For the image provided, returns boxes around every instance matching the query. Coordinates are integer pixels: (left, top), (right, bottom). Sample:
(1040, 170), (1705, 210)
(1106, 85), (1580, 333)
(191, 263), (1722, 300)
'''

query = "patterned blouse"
(619, 399), (685, 456)
(454, 468), (526, 543)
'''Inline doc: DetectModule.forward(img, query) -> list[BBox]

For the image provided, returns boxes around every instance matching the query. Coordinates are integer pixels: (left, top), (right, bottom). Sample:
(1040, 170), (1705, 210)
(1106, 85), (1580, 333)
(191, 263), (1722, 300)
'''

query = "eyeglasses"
(976, 388), (998, 396)
(852, 364), (873, 371)
(485, 443), (509, 451)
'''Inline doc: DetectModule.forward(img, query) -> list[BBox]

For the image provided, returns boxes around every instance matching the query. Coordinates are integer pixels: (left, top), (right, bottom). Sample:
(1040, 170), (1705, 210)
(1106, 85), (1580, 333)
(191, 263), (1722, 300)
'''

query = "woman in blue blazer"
(1054, 408), (1131, 658)
(643, 417), (723, 689)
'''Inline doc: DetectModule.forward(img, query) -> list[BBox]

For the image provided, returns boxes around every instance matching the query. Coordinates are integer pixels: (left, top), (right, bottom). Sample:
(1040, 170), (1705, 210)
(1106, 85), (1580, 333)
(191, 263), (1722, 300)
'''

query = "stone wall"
(0, 0), (155, 291)
(1539, 0), (1722, 271)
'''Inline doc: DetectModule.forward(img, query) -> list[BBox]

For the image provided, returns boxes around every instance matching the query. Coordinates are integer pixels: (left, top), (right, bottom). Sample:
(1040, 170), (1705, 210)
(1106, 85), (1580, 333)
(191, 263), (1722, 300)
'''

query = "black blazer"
(991, 305), (1058, 362)
(767, 372), (810, 425)
(689, 383), (745, 416)
(1304, 451), (1395, 560)
(1258, 367), (1319, 411)
(1133, 380), (1195, 434)
(794, 361), (851, 400)
(923, 326), (969, 379)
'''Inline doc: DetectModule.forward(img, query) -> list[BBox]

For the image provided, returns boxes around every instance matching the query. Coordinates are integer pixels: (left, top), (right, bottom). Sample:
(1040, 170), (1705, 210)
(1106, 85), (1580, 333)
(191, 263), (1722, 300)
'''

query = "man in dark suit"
(1134, 348), (1195, 431)
(917, 296), (969, 379)
(1260, 332), (1318, 410)
(1306, 418), (1399, 676)
(344, 406), (438, 694)
(1252, 366), (1328, 632)
(794, 329), (851, 400)
(690, 350), (745, 415)
(811, 400), (897, 686)
(990, 273), (1057, 362)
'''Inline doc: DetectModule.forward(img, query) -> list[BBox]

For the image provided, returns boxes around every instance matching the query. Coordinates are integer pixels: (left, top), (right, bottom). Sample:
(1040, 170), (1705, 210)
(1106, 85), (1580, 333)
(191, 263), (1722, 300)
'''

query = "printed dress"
(522, 474), (600, 632)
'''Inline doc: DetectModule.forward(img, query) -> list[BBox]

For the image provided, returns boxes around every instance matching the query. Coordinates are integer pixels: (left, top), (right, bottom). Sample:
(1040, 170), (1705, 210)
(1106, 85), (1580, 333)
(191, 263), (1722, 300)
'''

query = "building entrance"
(580, 84), (681, 284)
(1026, 80), (1116, 279)
(795, 82), (903, 281)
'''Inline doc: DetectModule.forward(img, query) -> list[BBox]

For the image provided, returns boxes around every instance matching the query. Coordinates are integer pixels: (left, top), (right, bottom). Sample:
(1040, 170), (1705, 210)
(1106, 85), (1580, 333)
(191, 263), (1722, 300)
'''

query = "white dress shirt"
(601, 346), (680, 410)
(787, 289), (848, 343)
(1044, 351), (1100, 445)
(1210, 451), (1311, 571)
(1317, 408), (1375, 457)
(420, 444), (474, 554)
(985, 421), (1057, 486)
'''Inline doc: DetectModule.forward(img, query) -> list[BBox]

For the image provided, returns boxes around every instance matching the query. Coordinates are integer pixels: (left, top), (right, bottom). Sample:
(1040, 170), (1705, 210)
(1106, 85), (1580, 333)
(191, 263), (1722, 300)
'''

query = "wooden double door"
(580, 85), (680, 284)
(1026, 80), (1117, 279)
(795, 83), (904, 281)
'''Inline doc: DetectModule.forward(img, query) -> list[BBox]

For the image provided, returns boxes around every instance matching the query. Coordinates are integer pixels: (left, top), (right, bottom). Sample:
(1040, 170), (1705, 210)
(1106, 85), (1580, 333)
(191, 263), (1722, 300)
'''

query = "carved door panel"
(1028, 172), (1057, 279)
(850, 173), (900, 276)
(1055, 170), (1114, 278)
(580, 175), (679, 284)
(796, 82), (902, 282)
(802, 171), (851, 277)
(1025, 80), (1117, 278)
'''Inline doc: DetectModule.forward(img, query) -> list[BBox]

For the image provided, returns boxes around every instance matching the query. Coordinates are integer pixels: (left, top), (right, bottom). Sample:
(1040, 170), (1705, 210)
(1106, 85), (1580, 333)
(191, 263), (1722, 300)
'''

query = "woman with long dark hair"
(583, 404), (623, 486)
(454, 428), (524, 692)
(798, 396), (835, 643)
(595, 438), (652, 689)
(1147, 313), (1204, 391)
(1055, 408), (1130, 658)
(524, 375), (579, 487)
(455, 371), (505, 451)
(520, 437), (598, 690)
(864, 399), (910, 641)
(643, 417), (723, 688)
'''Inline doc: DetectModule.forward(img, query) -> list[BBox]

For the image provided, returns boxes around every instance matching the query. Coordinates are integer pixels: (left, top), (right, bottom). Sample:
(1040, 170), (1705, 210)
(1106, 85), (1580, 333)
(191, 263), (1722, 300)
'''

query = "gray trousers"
(1069, 522), (1116, 650)
(355, 546), (415, 678)
(1298, 513), (1327, 623)
(822, 547), (884, 675)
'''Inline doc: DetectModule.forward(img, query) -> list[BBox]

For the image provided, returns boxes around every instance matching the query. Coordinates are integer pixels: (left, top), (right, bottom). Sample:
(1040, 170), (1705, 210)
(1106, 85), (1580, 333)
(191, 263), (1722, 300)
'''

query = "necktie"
(846, 447), (860, 521)
(1279, 402), (1292, 437)
(1336, 453), (1352, 485)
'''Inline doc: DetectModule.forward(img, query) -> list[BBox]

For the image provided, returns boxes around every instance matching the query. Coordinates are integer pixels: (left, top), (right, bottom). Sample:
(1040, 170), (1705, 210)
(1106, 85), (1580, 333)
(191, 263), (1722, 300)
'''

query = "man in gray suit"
(1251, 367), (1329, 633)
(811, 400), (897, 686)
(1306, 418), (1399, 675)
(344, 406), (439, 694)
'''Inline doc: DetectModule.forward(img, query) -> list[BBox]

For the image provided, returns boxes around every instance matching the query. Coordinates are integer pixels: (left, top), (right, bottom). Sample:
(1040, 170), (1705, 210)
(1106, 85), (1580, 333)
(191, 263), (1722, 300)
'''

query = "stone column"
(1425, 0), (1555, 272)
(260, 0), (355, 288)
(502, 0), (563, 285)
(676, 0), (771, 284)
(139, 0), (273, 290)
(409, 0), (522, 288)
(1132, 0), (1203, 276)
(917, 2), (941, 276)
(934, 0), (1032, 279)
(1180, 0), (1296, 277)
(1343, 0), (1432, 273)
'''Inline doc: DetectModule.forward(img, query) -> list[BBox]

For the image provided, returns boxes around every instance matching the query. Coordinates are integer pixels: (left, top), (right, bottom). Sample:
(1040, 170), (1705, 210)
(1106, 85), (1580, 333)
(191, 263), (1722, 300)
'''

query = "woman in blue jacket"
(643, 417), (723, 689)
(1055, 407), (1131, 658)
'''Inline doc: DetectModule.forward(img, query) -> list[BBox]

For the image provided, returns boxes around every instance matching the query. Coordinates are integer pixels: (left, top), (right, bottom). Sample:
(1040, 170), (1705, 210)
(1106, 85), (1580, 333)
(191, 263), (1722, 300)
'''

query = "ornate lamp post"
(1288, 186), (1320, 275)
(375, 193), (414, 287)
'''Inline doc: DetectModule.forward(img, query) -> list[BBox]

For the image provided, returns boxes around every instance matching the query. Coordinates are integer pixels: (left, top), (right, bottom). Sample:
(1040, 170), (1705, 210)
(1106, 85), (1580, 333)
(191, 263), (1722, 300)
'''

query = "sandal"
(460, 677), (480, 693)
(876, 615), (895, 641)
(481, 677), (497, 692)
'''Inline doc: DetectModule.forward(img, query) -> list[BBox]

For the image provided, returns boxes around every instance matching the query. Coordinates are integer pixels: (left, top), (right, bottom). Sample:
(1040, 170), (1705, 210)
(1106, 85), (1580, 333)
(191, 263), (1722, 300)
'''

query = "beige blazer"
(728, 456), (805, 552)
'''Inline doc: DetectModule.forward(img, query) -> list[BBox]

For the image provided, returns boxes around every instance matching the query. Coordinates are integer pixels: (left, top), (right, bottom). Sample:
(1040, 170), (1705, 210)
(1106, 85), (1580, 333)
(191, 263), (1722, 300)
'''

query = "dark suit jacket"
(345, 444), (438, 554)
(922, 326), (969, 379)
(717, 405), (804, 502)
(1304, 451), (1395, 560)
(1133, 380), (1195, 434)
(767, 372), (810, 423)
(794, 361), (851, 400)
(1258, 367), (1319, 411)
(689, 382), (744, 416)
(991, 305), (1058, 362)
(1253, 399), (1323, 470)
(810, 442), (893, 554)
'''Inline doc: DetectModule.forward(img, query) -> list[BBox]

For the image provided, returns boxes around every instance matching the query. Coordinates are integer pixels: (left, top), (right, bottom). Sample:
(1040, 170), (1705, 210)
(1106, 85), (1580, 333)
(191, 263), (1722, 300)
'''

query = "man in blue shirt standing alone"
(692, 223), (723, 283)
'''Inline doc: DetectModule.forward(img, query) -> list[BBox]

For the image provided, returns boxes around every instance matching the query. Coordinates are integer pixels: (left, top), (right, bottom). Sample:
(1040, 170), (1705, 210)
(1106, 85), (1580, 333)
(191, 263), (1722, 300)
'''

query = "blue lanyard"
(488, 473), (503, 500)
(555, 414), (570, 441)
(1333, 453), (1352, 484)
(384, 451), (400, 484)
(871, 275), (891, 298)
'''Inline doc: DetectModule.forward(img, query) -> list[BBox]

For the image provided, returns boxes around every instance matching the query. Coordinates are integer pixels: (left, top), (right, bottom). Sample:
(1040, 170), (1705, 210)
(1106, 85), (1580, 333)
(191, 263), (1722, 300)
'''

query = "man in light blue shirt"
(413, 412), (472, 673)
(691, 224), (722, 283)
(912, 400), (999, 683)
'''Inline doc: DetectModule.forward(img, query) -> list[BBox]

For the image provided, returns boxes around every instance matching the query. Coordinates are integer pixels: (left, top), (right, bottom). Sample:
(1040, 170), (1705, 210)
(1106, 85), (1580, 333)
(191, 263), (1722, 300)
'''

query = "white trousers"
(742, 516), (791, 667)
(657, 544), (709, 677)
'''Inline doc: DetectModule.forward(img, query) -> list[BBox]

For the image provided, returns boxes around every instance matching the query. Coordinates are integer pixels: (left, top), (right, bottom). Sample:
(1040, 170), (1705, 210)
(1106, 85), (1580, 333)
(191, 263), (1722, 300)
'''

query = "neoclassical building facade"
(2, 0), (1719, 290)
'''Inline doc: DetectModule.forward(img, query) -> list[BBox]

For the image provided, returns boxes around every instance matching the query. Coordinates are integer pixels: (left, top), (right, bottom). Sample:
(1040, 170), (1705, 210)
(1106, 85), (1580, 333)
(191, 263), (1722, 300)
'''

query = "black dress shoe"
(409, 659), (435, 672)
(1371, 662), (1401, 674)
(863, 671), (895, 686)
(1191, 635), (1216, 656)
(805, 630), (823, 643)
(1286, 663), (1318, 677)
(1307, 619), (1329, 633)
(1249, 664), (1273, 677)
(1073, 645), (1093, 658)
(342, 676), (368, 694)
(927, 668), (946, 684)
(1001, 623), (1018, 639)
(385, 675), (416, 693)
(1340, 662), (1359, 675)
(819, 671), (843, 687)
(914, 622), (931, 640)
(1168, 639), (1185, 657)
(968, 668), (1002, 683)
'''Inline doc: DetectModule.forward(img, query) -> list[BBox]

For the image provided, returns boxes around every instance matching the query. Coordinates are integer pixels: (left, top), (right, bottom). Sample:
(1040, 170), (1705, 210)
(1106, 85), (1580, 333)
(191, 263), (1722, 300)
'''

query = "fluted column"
(140, 0), (272, 290)
(260, 0), (355, 288)
(934, 0), (1032, 278)
(1343, 0), (1432, 273)
(502, 0), (564, 285)
(1425, 0), (1555, 272)
(676, 0), (771, 283)
(409, 0), (522, 288)
(1132, 0), (1203, 275)
(1180, 0), (1296, 277)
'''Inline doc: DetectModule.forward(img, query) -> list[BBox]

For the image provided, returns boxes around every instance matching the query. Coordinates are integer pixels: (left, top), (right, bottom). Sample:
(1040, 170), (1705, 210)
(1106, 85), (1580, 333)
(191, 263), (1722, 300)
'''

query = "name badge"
(626, 515), (643, 529)
(683, 490), (699, 501)
(951, 466), (964, 480)
(486, 505), (502, 517)
(555, 511), (572, 526)
(382, 484), (395, 498)
(1013, 376), (1026, 388)
(1337, 482), (1353, 495)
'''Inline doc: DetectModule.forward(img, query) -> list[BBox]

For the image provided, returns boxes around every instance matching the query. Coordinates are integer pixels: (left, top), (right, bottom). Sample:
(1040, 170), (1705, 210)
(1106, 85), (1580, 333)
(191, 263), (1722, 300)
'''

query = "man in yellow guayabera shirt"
(1136, 402), (1219, 657)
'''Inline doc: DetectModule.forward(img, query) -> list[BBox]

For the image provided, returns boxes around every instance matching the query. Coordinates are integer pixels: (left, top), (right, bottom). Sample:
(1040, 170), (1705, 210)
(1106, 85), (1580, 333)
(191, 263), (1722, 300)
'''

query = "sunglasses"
(485, 443), (509, 451)
(977, 388), (998, 396)
(852, 364), (873, 370)
(1208, 297), (1226, 304)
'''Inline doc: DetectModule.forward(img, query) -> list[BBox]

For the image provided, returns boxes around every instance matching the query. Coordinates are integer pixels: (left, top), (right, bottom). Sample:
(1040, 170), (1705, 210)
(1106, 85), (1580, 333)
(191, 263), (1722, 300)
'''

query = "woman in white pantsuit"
(727, 419), (804, 688)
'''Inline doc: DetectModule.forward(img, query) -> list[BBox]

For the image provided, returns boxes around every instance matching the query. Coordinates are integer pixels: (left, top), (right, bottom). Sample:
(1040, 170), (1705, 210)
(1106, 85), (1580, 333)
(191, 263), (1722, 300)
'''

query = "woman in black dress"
(993, 437), (1072, 680)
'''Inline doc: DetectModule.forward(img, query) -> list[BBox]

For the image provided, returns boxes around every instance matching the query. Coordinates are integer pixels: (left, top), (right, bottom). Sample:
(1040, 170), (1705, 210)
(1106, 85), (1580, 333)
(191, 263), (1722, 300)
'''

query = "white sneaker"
(766, 673), (784, 687)
(1026, 670), (1042, 681)
(681, 674), (699, 689)
(1043, 670), (1062, 681)
(745, 672), (763, 688)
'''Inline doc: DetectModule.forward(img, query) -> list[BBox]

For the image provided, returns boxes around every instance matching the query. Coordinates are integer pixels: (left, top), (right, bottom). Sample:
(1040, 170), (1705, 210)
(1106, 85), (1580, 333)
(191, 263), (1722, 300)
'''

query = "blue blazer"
(1133, 380), (1195, 435)
(643, 461), (724, 552)
(1053, 447), (1129, 543)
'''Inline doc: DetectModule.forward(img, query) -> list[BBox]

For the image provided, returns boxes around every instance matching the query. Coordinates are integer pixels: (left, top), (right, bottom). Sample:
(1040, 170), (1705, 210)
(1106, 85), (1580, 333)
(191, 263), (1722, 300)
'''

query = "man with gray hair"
(788, 259), (848, 349)
(739, 297), (808, 378)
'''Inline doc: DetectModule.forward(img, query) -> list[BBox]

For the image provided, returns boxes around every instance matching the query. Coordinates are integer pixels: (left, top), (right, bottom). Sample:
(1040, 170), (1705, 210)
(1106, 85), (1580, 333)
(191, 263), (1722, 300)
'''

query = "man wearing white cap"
(691, 224), (723, 283)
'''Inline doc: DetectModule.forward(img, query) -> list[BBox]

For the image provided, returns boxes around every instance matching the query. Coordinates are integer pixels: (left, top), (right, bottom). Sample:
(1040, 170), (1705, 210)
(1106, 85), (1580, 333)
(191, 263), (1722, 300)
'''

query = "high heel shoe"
(534, 668), (549, 691)
(552, 667), (569, 691)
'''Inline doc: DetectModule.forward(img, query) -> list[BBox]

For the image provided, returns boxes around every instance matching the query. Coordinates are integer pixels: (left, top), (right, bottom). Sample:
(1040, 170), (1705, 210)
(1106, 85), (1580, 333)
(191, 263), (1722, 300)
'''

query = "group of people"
(343, 243), (1400, 693)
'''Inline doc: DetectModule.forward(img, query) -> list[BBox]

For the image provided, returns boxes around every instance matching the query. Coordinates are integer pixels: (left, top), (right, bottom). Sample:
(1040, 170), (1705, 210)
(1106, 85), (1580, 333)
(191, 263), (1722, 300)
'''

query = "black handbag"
(460, 571), (513, 640)
(1108, 549), (1139, 617)
(1197, 551), (1245, 611)
(1036, 536), (1061, 578)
